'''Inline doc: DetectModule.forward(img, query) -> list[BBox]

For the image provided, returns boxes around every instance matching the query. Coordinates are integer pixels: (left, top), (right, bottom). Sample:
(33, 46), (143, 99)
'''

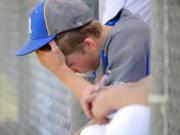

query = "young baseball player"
(16, 0), (150, 134)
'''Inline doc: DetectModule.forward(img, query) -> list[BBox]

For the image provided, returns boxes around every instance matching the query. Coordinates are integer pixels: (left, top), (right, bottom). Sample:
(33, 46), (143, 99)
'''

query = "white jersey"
(102, 0), (151, 24)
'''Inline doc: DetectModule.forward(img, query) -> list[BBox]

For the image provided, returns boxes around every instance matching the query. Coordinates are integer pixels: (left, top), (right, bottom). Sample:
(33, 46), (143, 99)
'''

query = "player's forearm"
(112, 88), (148, 111)
(54, 65), (93, 98)
(111, 77), (149, 110)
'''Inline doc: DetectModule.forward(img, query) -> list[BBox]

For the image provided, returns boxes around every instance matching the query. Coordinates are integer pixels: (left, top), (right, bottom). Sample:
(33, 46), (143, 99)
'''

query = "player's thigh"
(105, 105), (150, 135)
(80, 124), (105, 135)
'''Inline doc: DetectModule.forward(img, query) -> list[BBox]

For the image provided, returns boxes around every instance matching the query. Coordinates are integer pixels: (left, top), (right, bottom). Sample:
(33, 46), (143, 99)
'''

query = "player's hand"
(80, 85), (98, 119)
(91, 86), (114, 124)
(35, 40), (67, 74)
(91, 81), (148, 124)
(80, 74), (108, 120)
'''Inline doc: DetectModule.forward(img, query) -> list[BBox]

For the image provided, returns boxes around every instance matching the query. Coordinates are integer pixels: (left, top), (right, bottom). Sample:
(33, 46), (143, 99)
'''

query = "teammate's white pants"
(80, 105), (150, 135)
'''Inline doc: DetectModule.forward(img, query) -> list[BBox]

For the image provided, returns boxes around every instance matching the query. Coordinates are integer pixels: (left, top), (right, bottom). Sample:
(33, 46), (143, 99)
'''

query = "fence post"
(150, 0), (180, 135)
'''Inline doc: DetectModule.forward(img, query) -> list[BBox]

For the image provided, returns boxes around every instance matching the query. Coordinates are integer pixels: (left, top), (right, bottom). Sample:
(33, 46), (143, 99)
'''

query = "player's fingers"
(35, 49), (46, 56)
(81, 93), (96, 119)
(81, 98), (92, 119)
(49, 40), (60, 53)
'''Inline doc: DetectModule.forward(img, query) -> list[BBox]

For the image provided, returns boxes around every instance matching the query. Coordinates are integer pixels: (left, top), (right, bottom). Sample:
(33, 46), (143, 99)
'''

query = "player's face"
(66, 50), (99, 73)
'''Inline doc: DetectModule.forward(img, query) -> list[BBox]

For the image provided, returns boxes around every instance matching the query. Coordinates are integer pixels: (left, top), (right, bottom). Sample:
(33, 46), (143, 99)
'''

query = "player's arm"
(91, 76), (149, 124)
(36, 41), (93, 98)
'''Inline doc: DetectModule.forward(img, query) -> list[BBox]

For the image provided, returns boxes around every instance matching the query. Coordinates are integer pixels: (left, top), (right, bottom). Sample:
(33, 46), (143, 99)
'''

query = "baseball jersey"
(95, 8), (150, 85)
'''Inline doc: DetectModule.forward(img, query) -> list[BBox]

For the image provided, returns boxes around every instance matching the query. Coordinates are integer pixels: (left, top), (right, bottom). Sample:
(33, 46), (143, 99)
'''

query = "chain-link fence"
(0, 0), (98, 135)
(2, 0), (180, 135)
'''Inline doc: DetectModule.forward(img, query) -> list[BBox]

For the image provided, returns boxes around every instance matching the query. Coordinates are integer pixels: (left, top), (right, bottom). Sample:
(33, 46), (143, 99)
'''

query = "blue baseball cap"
(16, 0), (93, 56)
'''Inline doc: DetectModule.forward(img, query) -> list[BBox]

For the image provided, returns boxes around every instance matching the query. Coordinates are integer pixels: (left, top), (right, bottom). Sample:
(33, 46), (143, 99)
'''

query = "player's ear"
(83, 37), (98, 50)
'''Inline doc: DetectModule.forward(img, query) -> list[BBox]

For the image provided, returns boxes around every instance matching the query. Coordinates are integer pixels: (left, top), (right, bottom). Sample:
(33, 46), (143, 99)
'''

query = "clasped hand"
(35, 41), (67, 74)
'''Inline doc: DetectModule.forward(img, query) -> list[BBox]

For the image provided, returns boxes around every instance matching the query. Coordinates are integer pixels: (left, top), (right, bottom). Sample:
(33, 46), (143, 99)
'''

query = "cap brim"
(16, 35), (56, 56)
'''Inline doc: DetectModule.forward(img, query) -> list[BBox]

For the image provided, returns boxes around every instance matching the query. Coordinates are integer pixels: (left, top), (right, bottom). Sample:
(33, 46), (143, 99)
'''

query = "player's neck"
(99, 25), (112, 49)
